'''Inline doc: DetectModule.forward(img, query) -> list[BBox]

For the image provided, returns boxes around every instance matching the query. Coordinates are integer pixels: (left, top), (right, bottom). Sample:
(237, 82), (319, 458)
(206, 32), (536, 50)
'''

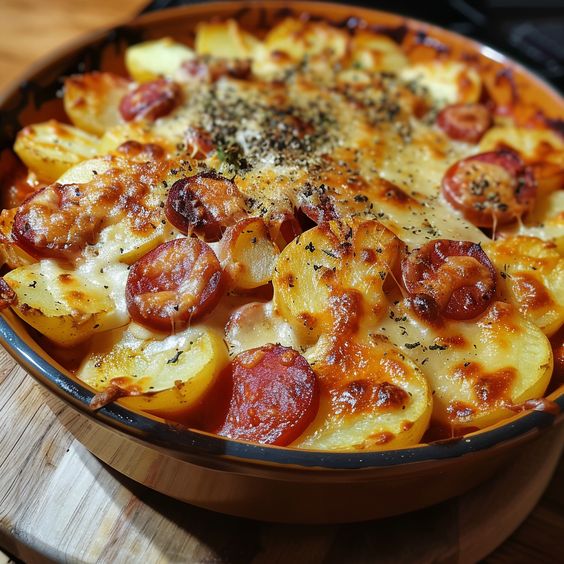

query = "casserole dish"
(0, 1), (562, 523)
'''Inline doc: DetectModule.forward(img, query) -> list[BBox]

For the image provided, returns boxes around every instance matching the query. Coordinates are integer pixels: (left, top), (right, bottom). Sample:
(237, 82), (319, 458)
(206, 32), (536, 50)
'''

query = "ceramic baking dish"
(0, 1), (562, 523)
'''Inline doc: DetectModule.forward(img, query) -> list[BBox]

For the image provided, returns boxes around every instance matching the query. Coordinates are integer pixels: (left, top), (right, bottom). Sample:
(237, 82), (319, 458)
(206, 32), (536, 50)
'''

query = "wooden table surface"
(0, 1), (562, 562)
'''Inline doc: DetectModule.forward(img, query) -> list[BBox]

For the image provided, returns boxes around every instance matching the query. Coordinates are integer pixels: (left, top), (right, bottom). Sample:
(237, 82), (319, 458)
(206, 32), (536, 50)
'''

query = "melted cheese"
(485, 236), (564, 336)
(225, 301), (300, 355)
(294, 335), (432, 451)
(378, 300), (552, 429)
(399, 61), (482, 105)
(79, 324), (227, 393)
(505, 190), (564, 252)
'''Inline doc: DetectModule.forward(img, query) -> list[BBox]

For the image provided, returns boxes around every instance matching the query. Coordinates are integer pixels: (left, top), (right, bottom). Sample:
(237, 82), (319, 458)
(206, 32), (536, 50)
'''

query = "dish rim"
(0, 0), (563, 470)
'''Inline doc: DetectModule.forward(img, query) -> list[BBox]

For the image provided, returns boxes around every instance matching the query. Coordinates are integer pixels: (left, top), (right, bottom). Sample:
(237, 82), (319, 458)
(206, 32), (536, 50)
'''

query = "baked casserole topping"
(0, 16), (562, 449)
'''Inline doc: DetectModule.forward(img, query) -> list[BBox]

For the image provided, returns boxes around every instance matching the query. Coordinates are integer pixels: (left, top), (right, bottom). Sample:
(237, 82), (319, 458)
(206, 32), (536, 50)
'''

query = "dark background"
(142, 0), (564, 91)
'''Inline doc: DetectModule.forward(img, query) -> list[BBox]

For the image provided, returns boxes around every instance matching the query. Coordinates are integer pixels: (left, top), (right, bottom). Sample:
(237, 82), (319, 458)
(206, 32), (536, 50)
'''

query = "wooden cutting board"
(0, 1), (563, 562)
(0, 346), (563, 564)
(0, 0), (147, 90)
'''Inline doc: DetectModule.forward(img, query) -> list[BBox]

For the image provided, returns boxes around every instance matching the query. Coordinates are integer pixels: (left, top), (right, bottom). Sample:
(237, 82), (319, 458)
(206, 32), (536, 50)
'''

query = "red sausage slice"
(119, 78), (180, 122)
(441, 150), (536, 228)
(126, 238), (223, 331)
(437, 103), (492, 143)
(165, 172), (246, 241)
(402, 239), (497, 321)
(213, 344), (319, 446)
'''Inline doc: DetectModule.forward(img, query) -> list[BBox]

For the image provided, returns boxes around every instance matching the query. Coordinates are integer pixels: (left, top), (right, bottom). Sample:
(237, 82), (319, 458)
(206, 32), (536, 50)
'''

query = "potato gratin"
(0, 17), (562, 450)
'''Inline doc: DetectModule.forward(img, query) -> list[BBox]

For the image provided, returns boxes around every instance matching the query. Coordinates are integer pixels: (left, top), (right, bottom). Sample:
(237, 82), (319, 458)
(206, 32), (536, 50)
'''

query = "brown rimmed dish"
(0, 1), (562, 523)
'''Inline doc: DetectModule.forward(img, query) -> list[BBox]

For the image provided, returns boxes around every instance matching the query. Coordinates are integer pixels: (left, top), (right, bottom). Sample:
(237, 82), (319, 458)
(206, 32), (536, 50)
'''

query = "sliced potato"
(218, 217), (279, 290)
(380, 300), (553, 430)
(479, 126), (564, 163)
(399, 61), (482, 104)
(524, 190), (564, 252)
(78, 325), (228, 419)
(485, 236), (564, 336)
(4, 260), (128, 347)
(125, 38), (195, 82)
(57, 156), (112, 184)
(479, 126), (564, 195)
(350, 31), (408, 72)
(98, 122), (175, 155)
(64, 72), (129, 135)
(293, 335), (432, 450)
(95, 219), (169, 265)
(500, 190), (564, 253)
(264, 18), (348, 62)
(339, 220), (399, 321)
(529, 160), (564, 194)
(14, 120), (98, 183)
(273, 221), (399, 340)
(195, 19), (261, 59)
(273, 223), (343, 342)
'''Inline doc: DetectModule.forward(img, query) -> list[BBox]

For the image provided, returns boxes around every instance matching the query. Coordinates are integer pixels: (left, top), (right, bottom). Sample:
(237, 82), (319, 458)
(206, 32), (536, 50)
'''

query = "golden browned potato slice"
(218, 217), (280, 290)
(195, 19), (261, 59)
(64, 72), (130, 136)
(340, 220), (400, 320)
(52, 155), (183, 265)
(263, 18), (348, 62)
(273, 221), (399, 341)
(98, 122), (176, 156)
(56, 156), (111, 184)
(399, 61), (482, 104)
(293, 334), (432, 450)
(479, 126), (564, 195)
(14, 120), (98, 183)
(4, 260), (128, 347)
(78, 325), (228, 419)
(125, 38), (195, 82)
(521, 191), (564, 252)
(273, 222), (346, 342)
(95, 221), (170, 265)
(380, 300), (553, 431)
(350, 31), (408, 72)
(496, 190), (564, 253)
(485, 236), (564, 336)
(479, 126), (564, 162)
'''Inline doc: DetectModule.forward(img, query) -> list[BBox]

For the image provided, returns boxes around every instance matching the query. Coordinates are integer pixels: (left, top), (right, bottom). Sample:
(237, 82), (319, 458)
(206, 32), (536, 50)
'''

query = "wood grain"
(0, 1), (562, 562)
(0, 0), (146, 89)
